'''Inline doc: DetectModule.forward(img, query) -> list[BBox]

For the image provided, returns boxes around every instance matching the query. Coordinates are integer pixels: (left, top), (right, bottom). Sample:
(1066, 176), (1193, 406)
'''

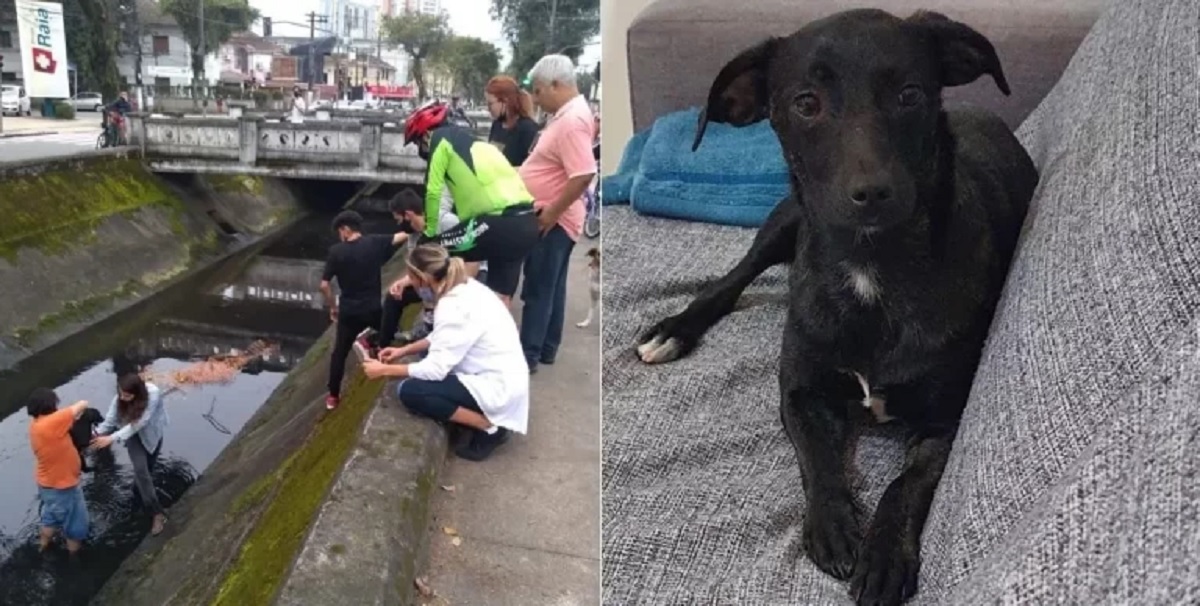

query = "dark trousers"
(519, 225), (576, 366)
(329, 308), (381, 397)
(128, 436), (163, 515)
(398, 375), (482, 421)
(379, 288), (422, 348)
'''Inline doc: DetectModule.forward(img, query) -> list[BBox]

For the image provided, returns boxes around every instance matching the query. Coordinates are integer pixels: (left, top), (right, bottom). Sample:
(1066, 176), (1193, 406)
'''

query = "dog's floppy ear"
(694, 37), (778, 151)
(906, 11), (1010, 96)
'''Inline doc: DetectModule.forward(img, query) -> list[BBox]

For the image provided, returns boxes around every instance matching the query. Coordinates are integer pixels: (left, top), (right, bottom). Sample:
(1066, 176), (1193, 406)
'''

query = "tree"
(62, 0), (122, 98)
(575, 67), (595, 100)
(382, 11), (450, 102)
(491, 0), (599, 79)
(160, 0), (258, 94)
(433, 36), (501, 101)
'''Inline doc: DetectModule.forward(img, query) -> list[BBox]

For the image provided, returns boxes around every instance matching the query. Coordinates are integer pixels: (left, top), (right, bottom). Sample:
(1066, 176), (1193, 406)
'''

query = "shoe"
(325, 394), (340, 410)
(355, 328), (376, 355)
(539, 355), (556, 365)
(527, 361), (538, 375)
(151, 514), (168, 536)
(454, 428), (510, 461)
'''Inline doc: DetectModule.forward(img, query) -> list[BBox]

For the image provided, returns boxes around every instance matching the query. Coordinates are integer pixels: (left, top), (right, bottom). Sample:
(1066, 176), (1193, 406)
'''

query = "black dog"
(636, 9), (1037, 606)
(70, 407), (104, 473)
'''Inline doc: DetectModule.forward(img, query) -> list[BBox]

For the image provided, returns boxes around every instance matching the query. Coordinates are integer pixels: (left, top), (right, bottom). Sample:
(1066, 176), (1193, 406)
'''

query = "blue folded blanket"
(600, 107), (790, 228)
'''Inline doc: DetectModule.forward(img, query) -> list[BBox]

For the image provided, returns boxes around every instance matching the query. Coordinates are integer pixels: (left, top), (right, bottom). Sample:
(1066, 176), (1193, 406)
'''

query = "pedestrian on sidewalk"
(518, 55), (598, 373)
(319, 210), (408, 410)
(90, 374), (170, 536)
(27, 388), (92, 555)
(363, 245), (529, 462)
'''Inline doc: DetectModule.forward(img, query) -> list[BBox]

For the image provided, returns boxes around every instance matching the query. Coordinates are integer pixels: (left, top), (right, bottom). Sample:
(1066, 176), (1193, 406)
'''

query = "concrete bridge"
(127, 110), (491, 184)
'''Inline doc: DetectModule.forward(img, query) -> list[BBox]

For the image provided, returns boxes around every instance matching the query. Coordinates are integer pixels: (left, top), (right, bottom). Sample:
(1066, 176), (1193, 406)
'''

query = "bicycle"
(582, 167), (600, 239)
(96, 110), (127, 149)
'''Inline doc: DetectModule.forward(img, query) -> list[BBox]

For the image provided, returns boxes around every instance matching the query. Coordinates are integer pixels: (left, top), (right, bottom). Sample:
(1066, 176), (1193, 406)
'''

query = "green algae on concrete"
(0, 157), (186, 261)
(10, 279), (141, 345)
(211, 372), (386, 606)
(206, 174), (266, 197)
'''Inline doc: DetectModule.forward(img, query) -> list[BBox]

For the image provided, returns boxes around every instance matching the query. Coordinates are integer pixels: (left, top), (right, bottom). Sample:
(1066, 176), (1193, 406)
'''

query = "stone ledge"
(277, 382), (447, 606)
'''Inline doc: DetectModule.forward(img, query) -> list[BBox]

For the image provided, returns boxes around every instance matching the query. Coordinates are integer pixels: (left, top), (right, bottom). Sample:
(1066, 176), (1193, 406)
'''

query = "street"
(0, 115), (103, 163)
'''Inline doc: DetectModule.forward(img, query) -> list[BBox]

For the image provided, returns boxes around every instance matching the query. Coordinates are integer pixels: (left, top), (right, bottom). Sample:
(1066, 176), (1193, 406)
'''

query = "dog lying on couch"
(636, 9), (1038, 605)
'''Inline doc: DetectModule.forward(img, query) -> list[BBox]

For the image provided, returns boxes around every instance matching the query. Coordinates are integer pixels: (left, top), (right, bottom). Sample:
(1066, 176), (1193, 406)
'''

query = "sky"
(248, 0), (600, 72)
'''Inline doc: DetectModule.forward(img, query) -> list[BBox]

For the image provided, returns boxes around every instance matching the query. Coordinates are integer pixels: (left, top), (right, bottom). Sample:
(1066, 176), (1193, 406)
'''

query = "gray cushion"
(627, 0), (1107, 132)
(603, 0), (1200, 603)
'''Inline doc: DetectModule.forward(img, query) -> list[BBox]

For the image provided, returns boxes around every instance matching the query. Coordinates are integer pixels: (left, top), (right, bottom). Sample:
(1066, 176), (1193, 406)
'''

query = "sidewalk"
(423, 243), (601, 605)
(0, 114), (98, 137)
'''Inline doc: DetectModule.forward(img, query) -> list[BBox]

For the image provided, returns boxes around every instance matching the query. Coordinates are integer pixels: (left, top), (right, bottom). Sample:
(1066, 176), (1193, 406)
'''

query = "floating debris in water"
(144, 339), (279, 394)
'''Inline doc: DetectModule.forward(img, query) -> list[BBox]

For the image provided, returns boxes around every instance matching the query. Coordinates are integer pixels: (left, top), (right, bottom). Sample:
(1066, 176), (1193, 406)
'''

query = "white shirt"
(407, 279), (529, 433)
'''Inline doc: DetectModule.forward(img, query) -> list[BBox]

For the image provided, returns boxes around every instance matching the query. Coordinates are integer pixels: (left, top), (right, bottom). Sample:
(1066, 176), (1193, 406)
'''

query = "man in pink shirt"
(518, 54), (597, 373)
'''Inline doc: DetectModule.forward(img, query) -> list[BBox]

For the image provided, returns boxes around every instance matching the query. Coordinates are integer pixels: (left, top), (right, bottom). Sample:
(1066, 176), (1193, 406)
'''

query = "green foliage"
(432, 36), (502, 101)
(63, 0), (122, 98)
(382, 11), (450, 101)
(491, 0), (599, 79)
(160, 0), (259, 85)
(53, 101), (76, 119)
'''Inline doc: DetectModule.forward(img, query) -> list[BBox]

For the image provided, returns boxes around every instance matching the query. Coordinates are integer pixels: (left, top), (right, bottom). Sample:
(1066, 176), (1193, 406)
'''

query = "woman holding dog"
(91, 373), (170, 536)
(362, 244), (529, 462)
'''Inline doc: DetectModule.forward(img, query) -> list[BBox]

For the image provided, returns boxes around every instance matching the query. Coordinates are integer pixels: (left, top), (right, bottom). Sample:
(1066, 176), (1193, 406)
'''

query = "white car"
(1, 84), (31, 116)
(71, 92), (105, 112)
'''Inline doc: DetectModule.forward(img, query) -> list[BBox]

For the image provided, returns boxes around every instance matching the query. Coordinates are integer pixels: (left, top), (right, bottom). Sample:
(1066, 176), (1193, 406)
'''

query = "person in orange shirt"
(27, 387), (91, 554)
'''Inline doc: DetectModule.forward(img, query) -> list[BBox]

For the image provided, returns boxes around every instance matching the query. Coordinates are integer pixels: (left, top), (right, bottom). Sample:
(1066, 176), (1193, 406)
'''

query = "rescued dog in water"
(70, 407), (104, 473)
(636, 9), (1037, 605)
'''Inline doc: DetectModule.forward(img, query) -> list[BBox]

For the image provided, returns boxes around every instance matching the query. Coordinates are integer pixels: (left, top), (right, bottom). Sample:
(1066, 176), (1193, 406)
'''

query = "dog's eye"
(898, 85), (925, 107)
(793, 93), (821, 118)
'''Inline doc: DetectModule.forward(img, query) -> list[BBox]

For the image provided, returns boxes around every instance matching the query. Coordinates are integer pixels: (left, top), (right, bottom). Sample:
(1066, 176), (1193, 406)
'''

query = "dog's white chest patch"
(845, 266), (881, 303)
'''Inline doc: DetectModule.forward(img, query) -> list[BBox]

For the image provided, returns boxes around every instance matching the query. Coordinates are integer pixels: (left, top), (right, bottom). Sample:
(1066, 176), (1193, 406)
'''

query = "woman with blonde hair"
(485, 75), (540, 166)
(363, 244), (529, 461)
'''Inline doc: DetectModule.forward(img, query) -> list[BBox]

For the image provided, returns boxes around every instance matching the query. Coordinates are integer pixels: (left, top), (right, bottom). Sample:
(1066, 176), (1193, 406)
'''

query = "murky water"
(0, 211), (398, 605)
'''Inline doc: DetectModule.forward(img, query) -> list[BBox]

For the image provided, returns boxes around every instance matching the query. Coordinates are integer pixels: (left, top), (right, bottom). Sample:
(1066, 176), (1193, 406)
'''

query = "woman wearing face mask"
(91, 373), (170, 535)
(402, 102), (540, 307)
(362, 245), (529, 461)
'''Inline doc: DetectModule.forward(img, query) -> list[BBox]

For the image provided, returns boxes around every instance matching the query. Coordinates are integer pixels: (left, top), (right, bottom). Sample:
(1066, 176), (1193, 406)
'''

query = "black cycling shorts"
(419, 204), (539, 297)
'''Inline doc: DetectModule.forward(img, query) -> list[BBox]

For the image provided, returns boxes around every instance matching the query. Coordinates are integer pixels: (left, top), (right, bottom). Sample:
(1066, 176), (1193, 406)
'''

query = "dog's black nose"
(849, 183), (893, 207)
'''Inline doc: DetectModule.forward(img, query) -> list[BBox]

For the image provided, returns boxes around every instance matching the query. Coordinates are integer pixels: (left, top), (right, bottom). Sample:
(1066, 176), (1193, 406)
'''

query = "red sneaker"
(325, 395), (340, 410)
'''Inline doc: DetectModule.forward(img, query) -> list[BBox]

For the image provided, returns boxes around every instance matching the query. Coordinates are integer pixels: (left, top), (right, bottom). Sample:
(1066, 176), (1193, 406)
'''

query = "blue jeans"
(398, 375), (482, 421)
(519, 225), (576, 367)
(38, 484), (90, 541)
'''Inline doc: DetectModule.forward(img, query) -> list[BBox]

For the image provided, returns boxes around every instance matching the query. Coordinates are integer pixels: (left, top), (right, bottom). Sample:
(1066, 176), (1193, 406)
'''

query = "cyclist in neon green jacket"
(401, 102), (540, 303)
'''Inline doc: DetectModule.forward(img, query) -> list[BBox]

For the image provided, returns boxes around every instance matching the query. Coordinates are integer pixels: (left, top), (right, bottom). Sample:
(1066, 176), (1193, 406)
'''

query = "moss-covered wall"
(0, 154), (305, 368)
(92, 258), (423, 606)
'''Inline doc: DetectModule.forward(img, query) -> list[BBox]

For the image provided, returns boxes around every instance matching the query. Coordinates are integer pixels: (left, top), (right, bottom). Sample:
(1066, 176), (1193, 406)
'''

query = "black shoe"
(539, 355), (556, 365)
(527, 360), (538, 374)
(454, 428), (510, 461)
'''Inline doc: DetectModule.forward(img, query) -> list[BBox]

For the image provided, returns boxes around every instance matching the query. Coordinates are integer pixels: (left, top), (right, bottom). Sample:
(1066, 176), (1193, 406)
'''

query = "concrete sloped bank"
(0, 151), (307, 370)
(93, 257), (448, 606)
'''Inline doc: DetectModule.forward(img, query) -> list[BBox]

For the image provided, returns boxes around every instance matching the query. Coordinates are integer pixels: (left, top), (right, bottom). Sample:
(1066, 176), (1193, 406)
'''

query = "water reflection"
(0, 211), (402, 605)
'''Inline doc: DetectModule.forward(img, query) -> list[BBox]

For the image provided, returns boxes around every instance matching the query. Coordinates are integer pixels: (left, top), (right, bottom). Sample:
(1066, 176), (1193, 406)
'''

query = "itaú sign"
(16, 0), (69, 98)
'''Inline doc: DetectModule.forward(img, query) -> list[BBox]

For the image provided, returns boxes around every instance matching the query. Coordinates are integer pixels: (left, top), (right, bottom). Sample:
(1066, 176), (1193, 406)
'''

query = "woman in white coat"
(363, 244), (529, 461)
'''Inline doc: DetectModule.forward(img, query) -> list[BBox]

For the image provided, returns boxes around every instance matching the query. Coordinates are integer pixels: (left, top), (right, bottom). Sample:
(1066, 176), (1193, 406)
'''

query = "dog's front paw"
(849, 530), (920, 606)
(802, 501), (862, 580)
(636, 315), (702, 364)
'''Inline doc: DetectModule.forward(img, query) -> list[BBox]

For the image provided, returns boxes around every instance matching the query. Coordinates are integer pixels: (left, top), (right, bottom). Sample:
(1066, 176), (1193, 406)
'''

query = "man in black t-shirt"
(319, 211), (408, 410)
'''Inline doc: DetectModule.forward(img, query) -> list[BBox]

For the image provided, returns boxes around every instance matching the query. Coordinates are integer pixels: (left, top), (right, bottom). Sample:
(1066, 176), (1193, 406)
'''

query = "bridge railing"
(127, 113), (432, 183)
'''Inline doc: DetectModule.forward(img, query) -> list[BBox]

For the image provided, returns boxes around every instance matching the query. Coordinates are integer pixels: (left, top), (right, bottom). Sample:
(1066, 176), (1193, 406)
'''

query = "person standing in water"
(27, 388), (92, 554)
(91, 373), (170, 536)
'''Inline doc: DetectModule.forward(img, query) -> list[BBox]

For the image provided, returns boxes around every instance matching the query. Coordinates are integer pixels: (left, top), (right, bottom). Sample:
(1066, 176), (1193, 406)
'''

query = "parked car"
(70, 92), (105, 112)
(1, 84), (31, 116)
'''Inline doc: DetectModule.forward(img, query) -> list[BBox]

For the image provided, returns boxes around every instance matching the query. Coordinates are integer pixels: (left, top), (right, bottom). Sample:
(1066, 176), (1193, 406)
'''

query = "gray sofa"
(603, 0), (1200, 604)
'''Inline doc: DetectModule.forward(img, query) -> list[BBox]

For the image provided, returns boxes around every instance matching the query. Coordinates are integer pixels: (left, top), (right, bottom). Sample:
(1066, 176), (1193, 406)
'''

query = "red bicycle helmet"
(404, 103), (449, 145)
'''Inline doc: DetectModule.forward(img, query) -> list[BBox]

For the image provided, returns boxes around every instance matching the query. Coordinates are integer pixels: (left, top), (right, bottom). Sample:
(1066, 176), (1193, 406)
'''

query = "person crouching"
(362, 245), (529, 461)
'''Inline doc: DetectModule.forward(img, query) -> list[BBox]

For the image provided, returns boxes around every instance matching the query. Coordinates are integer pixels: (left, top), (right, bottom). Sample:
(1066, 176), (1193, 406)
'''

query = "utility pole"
(199, 0), (206, 114)
(546, 0), (558, 54)
(305, 11), (329, 88)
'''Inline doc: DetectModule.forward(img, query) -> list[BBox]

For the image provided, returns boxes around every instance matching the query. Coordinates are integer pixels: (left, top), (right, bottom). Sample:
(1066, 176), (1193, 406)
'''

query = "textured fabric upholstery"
(603, 0), (1200, 603)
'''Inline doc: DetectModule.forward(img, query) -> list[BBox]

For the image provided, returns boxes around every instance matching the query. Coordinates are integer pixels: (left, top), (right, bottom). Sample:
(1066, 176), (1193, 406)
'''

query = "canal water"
(0, 211), (398, 605)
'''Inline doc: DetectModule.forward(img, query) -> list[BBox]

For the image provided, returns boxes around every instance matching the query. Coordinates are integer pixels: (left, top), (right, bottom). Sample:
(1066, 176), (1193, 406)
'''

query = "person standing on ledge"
(518, 55), (598, 374)
(27, 388), (91, 555)
(319, 210), (408, 410)
(92, 374), (170, 536)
